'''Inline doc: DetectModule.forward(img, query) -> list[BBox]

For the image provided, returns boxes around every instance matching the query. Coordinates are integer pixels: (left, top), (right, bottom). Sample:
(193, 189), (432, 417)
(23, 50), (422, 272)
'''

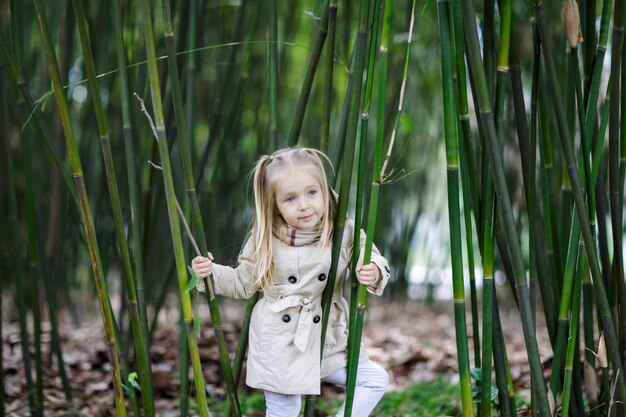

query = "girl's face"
(274, 167), (325, 230)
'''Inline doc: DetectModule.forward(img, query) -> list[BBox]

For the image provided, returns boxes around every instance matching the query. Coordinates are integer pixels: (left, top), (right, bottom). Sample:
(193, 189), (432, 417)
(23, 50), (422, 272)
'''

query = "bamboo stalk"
(22, 114), (45, 417)
(160, 1), (241, 412)
(136, 0), (212, 414)
(269, 0), (278, 149)
(561, 239), (585, 417)
(608, 0), (625, 367)
(460, 0), (551, 412)
(438, 1), (473, 415)
(72, 2), (155, 414)
(304, 3), (372, 414)
(321, 0), (338, 154)
(110, 0), (152, 403)
(287, 3), (329, 145)
(534, 0), (626, 403)
(345, 0), (382, 412)
(449, 0), (481, 370)
(33, 0), (128, 414)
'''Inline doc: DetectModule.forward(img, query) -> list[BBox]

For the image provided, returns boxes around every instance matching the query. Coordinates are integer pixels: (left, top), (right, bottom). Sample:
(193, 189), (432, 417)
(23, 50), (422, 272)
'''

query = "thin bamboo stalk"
(608, 0), (625, 365)
(345, 0), (382, 412)
(110, 1), (152, 403)
(160, 1), (241, 412)
(304, 3), (371, 413)
(72, 2), (155, 414)
(269, 0), (278, 149)
(287, 3), (329, 145)
(492, 292), (516, 416)
(33, 0), (128, 414)
(437, 1), (473, 415)
(460, 0), (551, 412)
(136, 0), (210, 413)
(510, 63), (556, 342)
(534, 0), (626, 402)
(561, 240), (585, 417)
(449, 0), (481, 370)
(321, 0), (338, 154)
(22, 119), (44, 417)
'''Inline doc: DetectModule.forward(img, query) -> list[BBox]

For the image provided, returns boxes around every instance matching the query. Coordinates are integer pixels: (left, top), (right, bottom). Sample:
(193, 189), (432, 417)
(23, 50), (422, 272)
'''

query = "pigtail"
(251, 155), (276, 290)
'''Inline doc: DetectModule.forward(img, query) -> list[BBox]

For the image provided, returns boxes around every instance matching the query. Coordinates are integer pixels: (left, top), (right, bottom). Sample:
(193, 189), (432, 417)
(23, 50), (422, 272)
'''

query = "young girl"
(191, 147), (390, 417)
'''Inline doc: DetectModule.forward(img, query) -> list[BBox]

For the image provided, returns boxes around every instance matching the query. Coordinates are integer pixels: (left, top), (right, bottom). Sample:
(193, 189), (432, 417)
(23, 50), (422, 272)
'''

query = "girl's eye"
(308, 190), (318, 197)
(285, 196), (295, 203)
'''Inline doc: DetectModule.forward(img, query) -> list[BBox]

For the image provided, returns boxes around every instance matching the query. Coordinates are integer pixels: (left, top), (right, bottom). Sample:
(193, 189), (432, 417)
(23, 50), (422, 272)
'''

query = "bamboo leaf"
(186, 267), (199, 292)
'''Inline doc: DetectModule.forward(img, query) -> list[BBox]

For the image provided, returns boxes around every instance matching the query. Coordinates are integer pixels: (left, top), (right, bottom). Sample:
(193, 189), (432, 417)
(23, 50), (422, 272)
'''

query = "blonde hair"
(250, 147), (337, 290)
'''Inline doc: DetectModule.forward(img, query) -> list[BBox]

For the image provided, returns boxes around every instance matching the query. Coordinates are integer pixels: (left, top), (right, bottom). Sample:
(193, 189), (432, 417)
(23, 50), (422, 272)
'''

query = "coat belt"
(268, 295), (316, 352)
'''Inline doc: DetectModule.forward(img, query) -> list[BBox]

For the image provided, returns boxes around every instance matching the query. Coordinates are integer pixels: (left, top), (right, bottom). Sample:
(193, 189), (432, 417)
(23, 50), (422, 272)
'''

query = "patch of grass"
(213, 378), (462, 416)
(372, 378), (462, 416)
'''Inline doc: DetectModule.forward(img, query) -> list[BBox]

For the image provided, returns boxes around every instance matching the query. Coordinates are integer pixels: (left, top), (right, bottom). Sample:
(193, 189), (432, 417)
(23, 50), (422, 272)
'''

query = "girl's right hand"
(191, 253), (214, 278)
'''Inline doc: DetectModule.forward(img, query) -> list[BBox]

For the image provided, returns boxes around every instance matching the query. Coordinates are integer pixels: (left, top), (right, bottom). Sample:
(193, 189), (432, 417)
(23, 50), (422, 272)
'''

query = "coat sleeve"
(344, 218), (391, 296)
(196, 237), (259, 299)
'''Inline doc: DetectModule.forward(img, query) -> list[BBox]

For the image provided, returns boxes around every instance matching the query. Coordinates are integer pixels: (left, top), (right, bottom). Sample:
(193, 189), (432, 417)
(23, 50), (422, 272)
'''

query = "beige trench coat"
(201, 219), (390, 395)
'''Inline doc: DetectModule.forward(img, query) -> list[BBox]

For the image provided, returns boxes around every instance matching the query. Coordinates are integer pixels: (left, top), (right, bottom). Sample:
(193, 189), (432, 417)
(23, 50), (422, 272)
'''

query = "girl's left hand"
(356, 263), (381, 287)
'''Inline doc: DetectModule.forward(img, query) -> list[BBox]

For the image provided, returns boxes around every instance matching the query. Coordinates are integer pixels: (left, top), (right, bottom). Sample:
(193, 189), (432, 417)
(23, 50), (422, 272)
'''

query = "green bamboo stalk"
(534, 0), (626, 402)
(1, 69), (7, 417)
(269, 0), (278, 149)
(561, 239), (585, 417)
(449, 0), (481, 367)
(620, 39), (626, 371)
(330, 48), (356, 181)
(160, 1), (241, 412)
(460, 0), (551, 412)
(480, 197), (495, 417)
(287, 3), (329, 145)
(608, 0), (625, 364)
(33, 0), (128, 414)
(304, 4), (371, 414)
(181, 2), (199, 414)
(491, 293), (516, 416)
(178, 307), (190, 417)
(345, 0), (382, 412)
(321, 0), (338, 154)
(438, 1), (473, 415)
(110, 0), (152, 402)
(137, 0), (210, 413)
(72, 2), (155, 415)
(22, 119), (44, 417)
(510, 62), (556, 341)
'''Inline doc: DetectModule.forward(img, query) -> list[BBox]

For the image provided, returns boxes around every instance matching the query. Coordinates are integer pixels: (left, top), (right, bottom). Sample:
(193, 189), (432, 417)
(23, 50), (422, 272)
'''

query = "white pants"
(264, 360), (389, 417)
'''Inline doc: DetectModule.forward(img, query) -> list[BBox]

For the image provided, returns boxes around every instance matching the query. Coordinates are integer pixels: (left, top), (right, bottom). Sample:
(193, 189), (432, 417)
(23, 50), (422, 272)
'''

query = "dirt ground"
(2, 296), (552, 416)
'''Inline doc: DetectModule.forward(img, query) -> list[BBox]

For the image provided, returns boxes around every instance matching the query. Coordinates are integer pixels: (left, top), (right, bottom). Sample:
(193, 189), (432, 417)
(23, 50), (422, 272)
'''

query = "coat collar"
(273, 222), (321, 247)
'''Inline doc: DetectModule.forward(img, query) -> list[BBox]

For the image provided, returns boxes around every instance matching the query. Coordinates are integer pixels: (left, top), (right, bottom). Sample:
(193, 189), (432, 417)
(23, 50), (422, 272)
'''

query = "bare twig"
(380, 0), (416, 180)
(136, 92), (215, 299)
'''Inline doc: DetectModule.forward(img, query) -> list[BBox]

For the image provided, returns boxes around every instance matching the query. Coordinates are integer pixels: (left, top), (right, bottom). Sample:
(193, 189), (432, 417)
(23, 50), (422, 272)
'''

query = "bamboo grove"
(0, 0), (625, 416)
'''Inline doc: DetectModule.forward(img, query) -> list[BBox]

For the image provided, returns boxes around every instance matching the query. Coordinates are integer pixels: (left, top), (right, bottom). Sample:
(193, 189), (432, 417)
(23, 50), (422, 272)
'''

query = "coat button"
(282, 314), (291, 323)
(313, 315), (320, 323)
(288, 276), (297, 284)
(318, 273), (326, 281)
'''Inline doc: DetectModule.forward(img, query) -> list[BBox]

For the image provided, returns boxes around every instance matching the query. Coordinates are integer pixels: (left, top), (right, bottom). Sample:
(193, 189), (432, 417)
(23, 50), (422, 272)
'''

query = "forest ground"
(2, 293), (552, 416)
